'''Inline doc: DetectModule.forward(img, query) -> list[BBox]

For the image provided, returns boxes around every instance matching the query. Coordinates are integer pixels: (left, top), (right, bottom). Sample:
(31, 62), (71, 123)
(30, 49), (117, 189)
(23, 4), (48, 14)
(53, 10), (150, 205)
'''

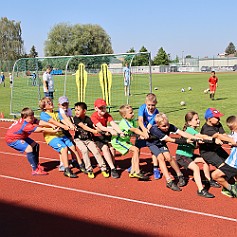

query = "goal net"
(10, 52), (152, 120)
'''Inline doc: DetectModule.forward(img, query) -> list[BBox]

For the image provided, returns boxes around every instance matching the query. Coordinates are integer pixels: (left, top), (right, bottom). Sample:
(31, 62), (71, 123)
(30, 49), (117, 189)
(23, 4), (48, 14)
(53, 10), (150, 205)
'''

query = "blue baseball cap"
(204, 108), (224, 120)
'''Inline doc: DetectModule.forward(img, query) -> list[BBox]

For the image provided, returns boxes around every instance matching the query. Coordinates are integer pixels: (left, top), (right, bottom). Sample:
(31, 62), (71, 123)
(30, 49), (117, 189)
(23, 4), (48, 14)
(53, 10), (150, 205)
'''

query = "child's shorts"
(176, 154), (197, 170)
(93, 135), (111, 150)
(111, 139), (132, 155)
(219, 163), (237, 180)
(135, 139), (147, 149)
(48, 136), (73, 153)
(7, 137), (34, 153)
(148, 145), (169, 157)
(200, 148), (228, 168)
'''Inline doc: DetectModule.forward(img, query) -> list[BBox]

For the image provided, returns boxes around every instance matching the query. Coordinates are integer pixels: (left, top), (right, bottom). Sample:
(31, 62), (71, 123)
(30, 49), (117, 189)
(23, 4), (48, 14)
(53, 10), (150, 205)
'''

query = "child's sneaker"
(166, 180), (181, 191)
(79, 163), (87, 174)
(177, 175), (186, 187)
(230, 184), (237, 197)
(153, 168), (161, 179)
(111, 168), (120, 178)
(37, 163), (45, 171)
(32, 168), (48, 176)
(209, 180), (221, 188)
(101, 170), (110, 178)
(58, 165), (65, 172)
(88, 171), (95, 179)
(197, 189), (215, 198)
(129, 172), (149, 181)
(64, 167), (77, 178)
(221, 187), (234, 198)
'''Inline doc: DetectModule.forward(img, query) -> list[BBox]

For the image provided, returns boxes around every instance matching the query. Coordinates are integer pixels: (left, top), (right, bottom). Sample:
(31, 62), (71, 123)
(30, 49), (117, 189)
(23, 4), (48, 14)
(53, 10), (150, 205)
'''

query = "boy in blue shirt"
(212, 115), (237, 198)
(136, 93), (160, 179)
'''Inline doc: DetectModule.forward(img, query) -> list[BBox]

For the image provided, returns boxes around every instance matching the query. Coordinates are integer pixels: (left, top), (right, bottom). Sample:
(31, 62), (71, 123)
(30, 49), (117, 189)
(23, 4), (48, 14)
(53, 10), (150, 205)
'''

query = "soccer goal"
(10, 52), (152, 120)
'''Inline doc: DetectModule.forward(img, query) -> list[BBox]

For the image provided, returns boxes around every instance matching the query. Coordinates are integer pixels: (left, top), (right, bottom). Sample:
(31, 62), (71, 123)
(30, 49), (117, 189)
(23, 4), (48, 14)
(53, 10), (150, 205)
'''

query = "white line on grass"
(0, 174), (236, 223)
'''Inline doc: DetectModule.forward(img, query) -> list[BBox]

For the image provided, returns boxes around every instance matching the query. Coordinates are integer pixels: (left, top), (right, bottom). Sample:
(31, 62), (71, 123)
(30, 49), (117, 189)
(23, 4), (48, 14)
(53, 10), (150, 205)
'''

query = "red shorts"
(209, 85), (216, 92)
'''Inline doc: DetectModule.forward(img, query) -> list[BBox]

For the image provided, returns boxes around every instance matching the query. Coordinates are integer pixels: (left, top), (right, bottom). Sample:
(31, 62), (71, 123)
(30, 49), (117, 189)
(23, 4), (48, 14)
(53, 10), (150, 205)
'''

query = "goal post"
(10, 52), (152, 120)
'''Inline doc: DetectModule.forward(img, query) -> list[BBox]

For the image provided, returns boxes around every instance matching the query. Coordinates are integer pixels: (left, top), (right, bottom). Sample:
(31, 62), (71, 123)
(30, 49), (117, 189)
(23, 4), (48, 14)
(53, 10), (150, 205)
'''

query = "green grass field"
(1, 72), (236, 131)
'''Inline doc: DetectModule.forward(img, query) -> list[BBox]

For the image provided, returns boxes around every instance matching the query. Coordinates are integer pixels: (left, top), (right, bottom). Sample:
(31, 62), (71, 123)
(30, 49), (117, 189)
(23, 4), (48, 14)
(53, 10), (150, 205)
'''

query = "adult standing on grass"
(123, 63), (132, 96)
(208, 70), (218, 100)
(43, 65), (54, 99)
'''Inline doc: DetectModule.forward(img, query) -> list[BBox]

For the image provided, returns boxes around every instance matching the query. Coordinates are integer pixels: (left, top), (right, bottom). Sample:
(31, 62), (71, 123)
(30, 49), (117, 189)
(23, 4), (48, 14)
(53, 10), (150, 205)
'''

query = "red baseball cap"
(94, 98), (107, 108)
(204, 108), (224, 119)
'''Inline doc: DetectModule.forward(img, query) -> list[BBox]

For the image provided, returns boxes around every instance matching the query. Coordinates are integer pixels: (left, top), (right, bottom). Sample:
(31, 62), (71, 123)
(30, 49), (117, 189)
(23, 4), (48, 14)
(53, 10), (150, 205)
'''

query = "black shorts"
(176, 154), (195, 170)
(200, 148), (228, 168)
(219, 163), (237, 180)
(135, 139), (146, 149)
(93, 135), (111, 150)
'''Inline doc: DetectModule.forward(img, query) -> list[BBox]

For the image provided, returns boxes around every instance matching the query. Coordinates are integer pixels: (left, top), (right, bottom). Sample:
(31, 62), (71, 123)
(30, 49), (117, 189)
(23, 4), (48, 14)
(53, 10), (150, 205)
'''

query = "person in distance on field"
(208, 71), (218, 100)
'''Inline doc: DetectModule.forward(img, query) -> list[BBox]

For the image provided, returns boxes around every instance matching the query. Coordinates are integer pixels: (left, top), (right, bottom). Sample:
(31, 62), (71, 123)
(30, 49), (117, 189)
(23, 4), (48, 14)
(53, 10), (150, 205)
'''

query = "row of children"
(5, 93), (237, 198)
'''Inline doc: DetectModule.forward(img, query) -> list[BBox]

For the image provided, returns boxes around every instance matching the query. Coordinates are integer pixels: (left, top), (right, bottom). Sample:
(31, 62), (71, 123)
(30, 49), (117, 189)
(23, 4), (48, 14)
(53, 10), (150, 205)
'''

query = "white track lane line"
(0, 174), (236, 223)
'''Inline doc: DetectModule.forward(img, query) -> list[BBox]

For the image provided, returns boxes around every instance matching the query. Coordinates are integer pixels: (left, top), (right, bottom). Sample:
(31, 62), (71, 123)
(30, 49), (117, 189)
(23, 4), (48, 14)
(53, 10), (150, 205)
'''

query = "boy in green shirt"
(111, 104), (149, 180)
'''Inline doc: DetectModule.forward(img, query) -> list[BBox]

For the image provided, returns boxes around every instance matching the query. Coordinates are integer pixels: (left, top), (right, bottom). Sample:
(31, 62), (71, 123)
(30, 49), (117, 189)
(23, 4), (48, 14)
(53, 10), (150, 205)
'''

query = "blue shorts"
(7, 137), (34, 153)
(48, 136), (73, 153)
(148, 145), (169, 157)
(44, 91), (54, 99)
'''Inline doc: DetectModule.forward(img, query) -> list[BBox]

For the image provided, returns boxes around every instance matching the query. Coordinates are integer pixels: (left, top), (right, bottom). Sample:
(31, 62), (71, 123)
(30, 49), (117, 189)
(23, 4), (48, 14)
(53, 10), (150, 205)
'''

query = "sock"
(33, 143), (40, 164)
(153, 165), (158, 170)
(166, 178), (172, 183)
(226, 184), (232, 191)
(26, 152), (37, 171)
(177, 172), (183, 177)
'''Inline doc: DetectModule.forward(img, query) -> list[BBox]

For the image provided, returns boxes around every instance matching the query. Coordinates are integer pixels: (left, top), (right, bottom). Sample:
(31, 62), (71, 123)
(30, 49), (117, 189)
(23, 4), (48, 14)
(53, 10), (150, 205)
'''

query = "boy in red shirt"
(208, 71), (218, 100)
(91, 98), (124, 178)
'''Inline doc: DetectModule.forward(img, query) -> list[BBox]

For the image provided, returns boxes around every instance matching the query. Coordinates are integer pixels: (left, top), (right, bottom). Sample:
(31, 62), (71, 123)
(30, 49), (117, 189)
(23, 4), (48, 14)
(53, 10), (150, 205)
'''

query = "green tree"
(29, 45), (38, 58)
(133, 46), (150, 66)
(185, 55), (192, 58)
(153, 47), (169, 65)
(0, 17), (24, 60)
(225, 42), (236, 55)
(44, 23), (113, 56)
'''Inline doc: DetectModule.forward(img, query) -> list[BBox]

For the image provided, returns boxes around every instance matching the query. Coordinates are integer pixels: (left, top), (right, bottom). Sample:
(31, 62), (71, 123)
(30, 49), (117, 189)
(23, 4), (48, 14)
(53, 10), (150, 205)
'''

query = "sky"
(1, 0), (237, 60)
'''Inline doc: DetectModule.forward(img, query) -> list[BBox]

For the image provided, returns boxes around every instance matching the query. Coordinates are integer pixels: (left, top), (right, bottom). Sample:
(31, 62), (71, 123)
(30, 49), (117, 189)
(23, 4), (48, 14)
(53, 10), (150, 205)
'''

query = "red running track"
(0, 121), (236, 237)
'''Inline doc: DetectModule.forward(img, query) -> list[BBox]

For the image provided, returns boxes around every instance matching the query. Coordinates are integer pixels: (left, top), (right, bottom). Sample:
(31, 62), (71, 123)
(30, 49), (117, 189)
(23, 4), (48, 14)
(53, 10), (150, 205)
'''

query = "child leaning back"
(148, 113), (197, 191)
(39, 97), (85, 178)
(5, 107), (59, 175)
(111, 104), (149, 180)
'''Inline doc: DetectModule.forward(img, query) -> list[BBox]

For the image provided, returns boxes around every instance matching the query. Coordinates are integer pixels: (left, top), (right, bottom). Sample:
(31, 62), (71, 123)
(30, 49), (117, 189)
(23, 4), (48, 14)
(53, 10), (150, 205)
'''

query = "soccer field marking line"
(0, 174), (236, 223)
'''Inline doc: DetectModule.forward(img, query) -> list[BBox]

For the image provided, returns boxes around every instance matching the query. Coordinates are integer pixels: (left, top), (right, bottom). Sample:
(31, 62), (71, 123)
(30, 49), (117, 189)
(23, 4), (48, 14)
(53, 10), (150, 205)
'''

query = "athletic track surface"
(0, 121), (236, 237)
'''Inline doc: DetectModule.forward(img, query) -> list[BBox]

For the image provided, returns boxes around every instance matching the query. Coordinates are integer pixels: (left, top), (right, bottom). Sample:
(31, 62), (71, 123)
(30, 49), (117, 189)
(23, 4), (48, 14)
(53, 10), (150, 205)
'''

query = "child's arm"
(177, 129), (198, 140)
(48, 118), (70, 131)
(110, 120), (125, 135)
(34, 126), (60, 133)
(138, 116), (150, 137)
(60, 112), (75, 130)
(95, 122), (118, 136)
(77, 122), (99, 135)
(38, 120), (57, 129)
(129, 127), (149, 139)
(214, 133), (236, 146)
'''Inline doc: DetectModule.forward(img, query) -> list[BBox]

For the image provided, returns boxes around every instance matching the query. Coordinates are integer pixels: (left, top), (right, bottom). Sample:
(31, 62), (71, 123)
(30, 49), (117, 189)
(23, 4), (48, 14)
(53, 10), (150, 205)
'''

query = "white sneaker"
(58, 165), (65, 172)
